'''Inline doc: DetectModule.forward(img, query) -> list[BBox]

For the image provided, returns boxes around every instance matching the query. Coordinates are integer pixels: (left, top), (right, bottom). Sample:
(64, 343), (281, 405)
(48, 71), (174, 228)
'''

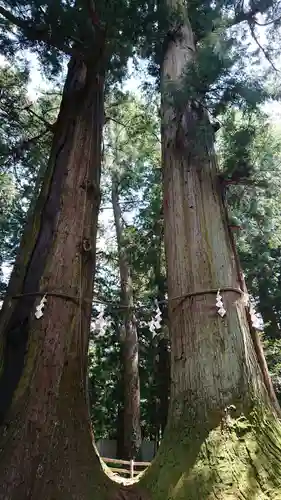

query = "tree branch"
(105, 115), (160, 143)
(228, 5), (281, 38)
(6, 129), (51, 160)
(254, 15), (281, 26)
(84, 0), (103, 31)
(249, 22), (279, 71)
(23, 106), (56, 131)
(223, 5), (280, 72)
(0, 5), (82, 59)
(230, 7), (259, 26)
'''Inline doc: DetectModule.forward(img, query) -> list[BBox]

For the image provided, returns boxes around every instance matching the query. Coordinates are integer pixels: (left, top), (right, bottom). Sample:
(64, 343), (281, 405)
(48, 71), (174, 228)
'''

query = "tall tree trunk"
(0, 55), (116, 499)
(111, 175), (142, 460)
(141, 2), (281, 498)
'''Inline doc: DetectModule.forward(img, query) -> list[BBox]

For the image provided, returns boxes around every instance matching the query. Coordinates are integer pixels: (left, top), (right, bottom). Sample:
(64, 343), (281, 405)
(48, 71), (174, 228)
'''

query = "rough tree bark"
(140, 1), (281, 498)
(112, 174), (142, 460)
(0, 54), (117, 499)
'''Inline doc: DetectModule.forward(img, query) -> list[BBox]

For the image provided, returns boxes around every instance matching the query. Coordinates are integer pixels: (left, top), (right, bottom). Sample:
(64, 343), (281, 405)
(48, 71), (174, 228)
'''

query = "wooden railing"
(102, 457), (151, 479)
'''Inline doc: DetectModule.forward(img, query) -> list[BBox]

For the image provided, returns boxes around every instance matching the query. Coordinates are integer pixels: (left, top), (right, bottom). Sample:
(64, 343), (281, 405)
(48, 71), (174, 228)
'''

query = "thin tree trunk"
(0, 55), (115, 499)
(111, 174), (142, 461)
(258, 284), (281, 339)
(116, 400), (125, 459)
(141, 1), (281, 498)
(153, 224), (170, 444)
(156, 336), (170, 439)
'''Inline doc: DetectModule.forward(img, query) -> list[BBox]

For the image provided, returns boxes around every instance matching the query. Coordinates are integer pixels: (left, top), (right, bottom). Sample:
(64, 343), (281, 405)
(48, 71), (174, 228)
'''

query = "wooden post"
(130, 459), (134, 479)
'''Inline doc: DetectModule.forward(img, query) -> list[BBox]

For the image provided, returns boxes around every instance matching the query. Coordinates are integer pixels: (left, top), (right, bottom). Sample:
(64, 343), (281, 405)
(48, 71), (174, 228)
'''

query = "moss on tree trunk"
(140, 403), (281, 499)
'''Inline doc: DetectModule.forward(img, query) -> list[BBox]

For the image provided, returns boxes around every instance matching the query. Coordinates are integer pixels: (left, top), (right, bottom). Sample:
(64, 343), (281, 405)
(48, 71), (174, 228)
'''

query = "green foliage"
(88, 320), (121, 440)
(164, 26), (269, 117)
(87, 91), (168, 442)
(0, 0), (164, 82)
(218, 111), (281, 348)
(263, 338), (281, 400)
(0, 63), (56, 270)
(105, 91), (160, 194)
(140, 1), (280, 117)
(219, 111), (259, 180)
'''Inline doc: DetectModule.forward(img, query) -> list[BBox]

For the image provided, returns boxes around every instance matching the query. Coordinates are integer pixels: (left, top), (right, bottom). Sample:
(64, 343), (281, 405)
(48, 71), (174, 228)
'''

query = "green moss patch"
(140, 404), (281, 500)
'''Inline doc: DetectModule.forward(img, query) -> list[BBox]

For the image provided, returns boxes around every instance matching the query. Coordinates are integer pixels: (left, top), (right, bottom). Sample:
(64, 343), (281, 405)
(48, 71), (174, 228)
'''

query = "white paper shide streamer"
(216, 289), (226, 318)
(149, 300), (162, 336)
(35, 295), (47, 319)
(92, 305), (110, 337)
(242, 293), (262, 330)
(249, 303), (261, 330)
